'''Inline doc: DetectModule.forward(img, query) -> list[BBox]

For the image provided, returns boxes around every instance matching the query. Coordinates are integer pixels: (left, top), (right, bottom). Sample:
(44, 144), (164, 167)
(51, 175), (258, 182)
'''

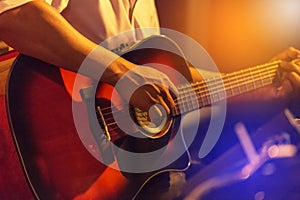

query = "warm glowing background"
(156, 0), (300, 72)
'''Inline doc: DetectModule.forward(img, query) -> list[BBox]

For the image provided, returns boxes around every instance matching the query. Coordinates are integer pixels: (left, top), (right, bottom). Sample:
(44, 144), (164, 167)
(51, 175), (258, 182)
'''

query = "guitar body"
(6, 36), (195, 199)
(5, 35), (299, 199)
(7, 55), (108, 199)
(0, 52), (36, 200)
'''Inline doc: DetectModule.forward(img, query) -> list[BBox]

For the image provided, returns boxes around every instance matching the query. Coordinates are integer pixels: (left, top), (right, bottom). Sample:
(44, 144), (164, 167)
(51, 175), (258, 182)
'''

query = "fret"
(239, 69), (248, 94)
(223, 73), (234, 97)
(190, 85), (198, 110)
(199, 89), (209, 107)
(188, 84), (194, 110)
(260, 66), (270, 85)
(249, 68), (261, 91)
(205, 76), (221, 104)
(256, 66), (266, 87)
(244, 76), (259, 91)
(176, 86), (183, 114)
(192, 81), (203, 108)
(180, 86), (188, 113)
(206, 77), (217, 103)
(214, 79), (226, 103)
(171, 58), (299, 116)
(246, 68), (254, 91)
(219, 89), (227, 101)
(248, 67), (256, 91)
(252, 66), (263, 88)
(203, 88), (211, 106)
(190, 87), (197, 109)
(185, 87), (192, 112)
(194, 82), (204, 107)
(191, 83), (199, 109)
(236, 71), (243, 94)
(223, 61), (277, 97)
(196, 81), (206, 106)
(173, 95), (180, 116)
(186, 87), (192, 111)
(267, 64), (274, 83)
(231, 71), (242, 96)
(178, 85), (194, 113)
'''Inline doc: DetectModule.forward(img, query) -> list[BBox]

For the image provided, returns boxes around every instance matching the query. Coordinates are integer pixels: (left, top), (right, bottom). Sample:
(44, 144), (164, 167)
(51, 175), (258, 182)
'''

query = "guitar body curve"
(6, 36), (195, 199)
(7, 55), (108, 199)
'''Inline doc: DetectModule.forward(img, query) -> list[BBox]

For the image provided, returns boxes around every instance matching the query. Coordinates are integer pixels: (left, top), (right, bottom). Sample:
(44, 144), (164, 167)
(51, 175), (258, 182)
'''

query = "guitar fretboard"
(173, 58), (300, 116)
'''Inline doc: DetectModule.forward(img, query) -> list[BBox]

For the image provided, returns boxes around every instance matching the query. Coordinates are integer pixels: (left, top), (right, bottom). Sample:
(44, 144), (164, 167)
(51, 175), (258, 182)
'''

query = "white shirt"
(0, 0), (161, 103)
(0, 0), (160, 49)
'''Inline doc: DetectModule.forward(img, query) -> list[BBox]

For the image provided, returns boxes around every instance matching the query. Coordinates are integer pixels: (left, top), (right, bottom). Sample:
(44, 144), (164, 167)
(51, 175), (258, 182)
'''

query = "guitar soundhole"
(133, 106), (173, 139)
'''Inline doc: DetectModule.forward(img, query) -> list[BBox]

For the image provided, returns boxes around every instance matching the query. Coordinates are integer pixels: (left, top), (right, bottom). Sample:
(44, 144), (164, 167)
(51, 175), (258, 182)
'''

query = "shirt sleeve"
(0, 0), (34, 14)
(0, 0), (69, 14)
(45, 0), (69, 12)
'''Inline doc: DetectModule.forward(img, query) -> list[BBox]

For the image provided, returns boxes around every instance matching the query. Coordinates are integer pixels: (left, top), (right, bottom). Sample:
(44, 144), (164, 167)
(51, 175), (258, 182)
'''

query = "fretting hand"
(271, 47), (300, 98)
(270, 47), (300, 113)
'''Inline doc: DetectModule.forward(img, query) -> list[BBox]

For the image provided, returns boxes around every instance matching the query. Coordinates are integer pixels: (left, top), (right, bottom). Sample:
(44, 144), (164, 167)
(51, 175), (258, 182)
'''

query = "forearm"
(0, 1), (91, 69)
(0, 1), (131, 84)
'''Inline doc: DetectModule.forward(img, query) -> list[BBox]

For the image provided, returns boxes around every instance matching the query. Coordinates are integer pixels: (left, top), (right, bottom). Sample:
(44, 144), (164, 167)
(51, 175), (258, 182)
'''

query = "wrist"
(101, 57), (136, 86)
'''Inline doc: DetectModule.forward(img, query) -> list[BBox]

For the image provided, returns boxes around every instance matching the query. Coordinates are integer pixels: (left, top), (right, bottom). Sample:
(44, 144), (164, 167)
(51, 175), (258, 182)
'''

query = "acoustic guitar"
(5, 35), (300, 199)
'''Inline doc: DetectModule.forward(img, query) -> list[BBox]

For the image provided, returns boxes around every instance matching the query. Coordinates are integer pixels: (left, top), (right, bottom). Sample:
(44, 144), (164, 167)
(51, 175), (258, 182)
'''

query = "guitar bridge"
(96, 105), (111, 141)
(80, 87), (115, 164)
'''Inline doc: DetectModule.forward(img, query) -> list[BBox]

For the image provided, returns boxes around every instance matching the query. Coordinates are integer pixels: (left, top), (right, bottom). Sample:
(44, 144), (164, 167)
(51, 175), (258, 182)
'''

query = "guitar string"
(98, 57), (300, 115)
(164, 68), (278, 116)
(153, 60), (278, 114)
(161, 59), (280, 111)
(100, 66), (278, 125)
(98, 61), (279, 121)
(99, 56), (300, 122)
(101, 59), (278, 115)
(156, 67), (275, 118)
(93, 58), (299, 134)
(177, 59), (279, 91)
(104, 68), (278, 132)
(101, 68), (275, 130)
(98, 58), (300, 133)
(201, 65), (278, 98)
(100, 62), (279, 119)
(97, 59), (280, 116)
(192, 70), (276, 107)
(177, 60), (279, 101)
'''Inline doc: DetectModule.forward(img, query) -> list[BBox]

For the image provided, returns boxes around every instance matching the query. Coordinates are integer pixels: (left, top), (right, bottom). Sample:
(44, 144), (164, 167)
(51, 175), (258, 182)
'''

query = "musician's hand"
(115, 65), (178, 115)
(271, 47), (300, 98)
(280, 48), (300, 95)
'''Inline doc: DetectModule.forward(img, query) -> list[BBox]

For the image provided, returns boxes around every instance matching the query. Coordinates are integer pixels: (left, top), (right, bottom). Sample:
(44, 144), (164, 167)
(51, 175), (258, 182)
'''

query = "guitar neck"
(173, 58), (300, 116)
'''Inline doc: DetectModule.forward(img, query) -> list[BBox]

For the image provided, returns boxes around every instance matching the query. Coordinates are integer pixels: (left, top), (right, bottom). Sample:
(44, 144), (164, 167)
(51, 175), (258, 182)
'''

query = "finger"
(167, 81), (179, 97)
(147, 92), (171, 115)
(145, 84), (175, 115)
(271, 47), (300, 62)
(156, 85), (176, 113)
(129, 86), (158, 112)
(286, 72), (300, 91)
(281, 61), (300, 75)
(131, 84), (169, 115)
(287, 47), (300, 58)
(131, 83), (175, 116)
